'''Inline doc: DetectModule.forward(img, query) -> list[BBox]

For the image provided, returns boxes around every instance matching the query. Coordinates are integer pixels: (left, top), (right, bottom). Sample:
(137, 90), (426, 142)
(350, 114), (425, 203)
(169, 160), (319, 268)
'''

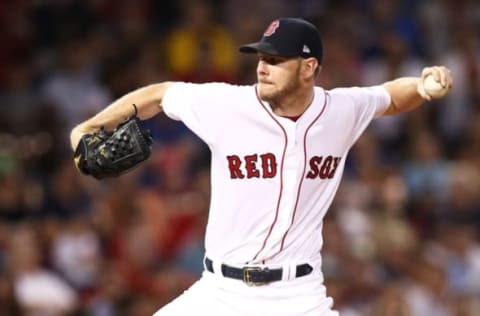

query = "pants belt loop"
(203, 256), (208, 271)
(279, 263), (294, 281)
(280, 263), (288, 281)
(212, 259), (222, 276)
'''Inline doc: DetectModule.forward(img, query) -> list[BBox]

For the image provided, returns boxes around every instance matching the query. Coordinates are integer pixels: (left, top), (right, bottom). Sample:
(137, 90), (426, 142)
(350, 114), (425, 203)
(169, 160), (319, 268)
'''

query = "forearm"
(382, 77), (425, 116)
(382, 66), (452, 116)
(70, 82), (172, 149)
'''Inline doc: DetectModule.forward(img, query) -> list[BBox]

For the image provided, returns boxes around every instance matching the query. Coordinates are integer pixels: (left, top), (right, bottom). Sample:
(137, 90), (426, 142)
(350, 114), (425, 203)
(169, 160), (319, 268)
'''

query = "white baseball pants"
(152, 265), (339, 316)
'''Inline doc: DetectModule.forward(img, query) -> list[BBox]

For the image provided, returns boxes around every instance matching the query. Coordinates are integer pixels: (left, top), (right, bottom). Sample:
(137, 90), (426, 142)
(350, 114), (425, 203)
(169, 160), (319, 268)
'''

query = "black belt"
(204, 257), (313, 286)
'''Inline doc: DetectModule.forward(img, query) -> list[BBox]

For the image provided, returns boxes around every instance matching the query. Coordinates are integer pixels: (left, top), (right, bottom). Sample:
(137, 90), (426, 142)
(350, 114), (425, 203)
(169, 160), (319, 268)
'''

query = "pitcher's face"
(256, 53), (301, 103)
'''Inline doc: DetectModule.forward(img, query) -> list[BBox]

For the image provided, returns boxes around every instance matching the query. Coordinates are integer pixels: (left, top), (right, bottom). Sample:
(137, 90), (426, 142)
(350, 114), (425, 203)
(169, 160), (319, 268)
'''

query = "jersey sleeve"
(331, 85), (391, 145)
(162, 82), (235, 145)
(348, 85), (391, 118)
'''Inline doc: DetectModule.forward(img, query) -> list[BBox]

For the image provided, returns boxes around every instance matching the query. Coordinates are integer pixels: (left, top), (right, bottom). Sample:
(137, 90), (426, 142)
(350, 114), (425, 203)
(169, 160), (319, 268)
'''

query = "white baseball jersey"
(162, 83), (390, 268)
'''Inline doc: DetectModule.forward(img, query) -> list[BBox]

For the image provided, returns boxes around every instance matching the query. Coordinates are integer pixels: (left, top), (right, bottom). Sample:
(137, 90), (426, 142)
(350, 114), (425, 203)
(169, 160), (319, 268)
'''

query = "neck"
(270, 86), (315, 117)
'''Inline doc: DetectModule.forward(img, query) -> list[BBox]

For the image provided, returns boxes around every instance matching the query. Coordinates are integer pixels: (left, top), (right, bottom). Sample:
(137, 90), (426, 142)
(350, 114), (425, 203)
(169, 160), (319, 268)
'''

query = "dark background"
(0, 0), (479, 315)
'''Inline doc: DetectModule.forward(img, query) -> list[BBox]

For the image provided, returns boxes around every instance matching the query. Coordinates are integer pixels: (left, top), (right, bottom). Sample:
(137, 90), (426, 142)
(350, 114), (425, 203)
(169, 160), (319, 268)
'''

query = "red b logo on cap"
(264, 20), (279, 36)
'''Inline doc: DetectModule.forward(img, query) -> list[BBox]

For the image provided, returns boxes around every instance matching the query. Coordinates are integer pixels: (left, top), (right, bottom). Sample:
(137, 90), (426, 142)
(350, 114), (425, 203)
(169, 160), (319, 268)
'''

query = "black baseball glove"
(74, 107), (153, 179)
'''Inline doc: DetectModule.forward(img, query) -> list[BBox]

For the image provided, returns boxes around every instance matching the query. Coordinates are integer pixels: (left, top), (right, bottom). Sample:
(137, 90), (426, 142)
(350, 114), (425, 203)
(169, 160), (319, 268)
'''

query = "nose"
(257, 60), (268, 77)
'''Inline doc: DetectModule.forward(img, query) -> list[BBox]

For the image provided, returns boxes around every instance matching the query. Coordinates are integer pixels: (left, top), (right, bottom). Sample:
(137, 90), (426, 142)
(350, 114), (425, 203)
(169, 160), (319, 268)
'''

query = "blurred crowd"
(0, 0), (479, 315)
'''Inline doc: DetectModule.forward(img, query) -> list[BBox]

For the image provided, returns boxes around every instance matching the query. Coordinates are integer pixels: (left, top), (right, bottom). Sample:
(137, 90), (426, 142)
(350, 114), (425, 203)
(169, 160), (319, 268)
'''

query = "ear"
(302, 58), (319, 79)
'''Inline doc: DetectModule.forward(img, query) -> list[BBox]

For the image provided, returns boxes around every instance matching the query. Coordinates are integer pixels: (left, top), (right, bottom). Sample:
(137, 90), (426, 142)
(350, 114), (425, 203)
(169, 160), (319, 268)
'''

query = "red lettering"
(245, 154), (260, 178)
(306, 156), (323, 179)
(328, 157), (341, 178)
(319, 156), (333, 179)
(226, 153), (280, 179)
(260, 153), (277, 178)
(227, 155), (244, 179)
(306, 156), (341, 180)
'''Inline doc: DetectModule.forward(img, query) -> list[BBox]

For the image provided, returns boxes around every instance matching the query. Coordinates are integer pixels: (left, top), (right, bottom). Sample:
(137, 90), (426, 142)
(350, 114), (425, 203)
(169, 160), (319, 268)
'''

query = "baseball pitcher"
(70, 18), (453, 316)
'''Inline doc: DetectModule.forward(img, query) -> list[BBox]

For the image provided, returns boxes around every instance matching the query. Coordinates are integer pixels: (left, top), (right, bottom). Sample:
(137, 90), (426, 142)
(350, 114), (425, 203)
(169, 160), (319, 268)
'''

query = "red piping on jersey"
(250, 85), (288, 262)
(275, 90), (329, 258)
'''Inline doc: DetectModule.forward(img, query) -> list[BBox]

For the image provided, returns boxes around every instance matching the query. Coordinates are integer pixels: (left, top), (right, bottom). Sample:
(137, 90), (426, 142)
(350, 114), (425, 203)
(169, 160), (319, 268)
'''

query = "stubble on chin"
(257, 83), (276, 102)
(259, 78), (300, 104)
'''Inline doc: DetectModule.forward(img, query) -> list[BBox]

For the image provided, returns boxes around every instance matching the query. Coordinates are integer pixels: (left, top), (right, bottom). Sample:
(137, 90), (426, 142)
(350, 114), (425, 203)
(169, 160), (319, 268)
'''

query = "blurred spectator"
(361, 28), (425, 151)
(0, 1), (34, 85)
(51, 214), (102, 291)
(369, 282), (411, 316)
(40, 33), (111, 134)
(426, 223), (480, 296)
(451, 295), (480, 316)
(43, 159), (92, 218)
(371, 170), (419, 282)
(438, 162), (480, 223)
(30, 0), (96, 49)
(0, 1), (479, 315)
(436, 24), (480, 148)
(0, 170), (45, 222)
(403, 130), (451, 205)
(316, 18), (363, 89)
(360, 0), (424, 59)
(8, 224), (78, 316)
(0, 56), (38, 131)
(174, 166), (210, 276)
(0, 272), (20, 316)
(402, 256), (454, 316)
(164, 0), (238, 83)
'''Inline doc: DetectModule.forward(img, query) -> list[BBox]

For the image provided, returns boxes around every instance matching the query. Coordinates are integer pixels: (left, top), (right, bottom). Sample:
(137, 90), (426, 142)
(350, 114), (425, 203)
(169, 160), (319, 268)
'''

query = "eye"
(266, 57), (280, 65)
(259, 55), (285, 65)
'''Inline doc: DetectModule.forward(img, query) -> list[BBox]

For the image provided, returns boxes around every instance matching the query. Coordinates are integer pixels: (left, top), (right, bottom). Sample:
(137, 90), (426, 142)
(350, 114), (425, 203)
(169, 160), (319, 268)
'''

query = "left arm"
(382, 66), (452, 116)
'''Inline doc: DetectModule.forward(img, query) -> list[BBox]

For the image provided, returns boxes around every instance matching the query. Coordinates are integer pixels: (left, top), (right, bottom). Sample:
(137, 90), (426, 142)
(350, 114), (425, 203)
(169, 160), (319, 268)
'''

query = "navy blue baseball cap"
(239, 18), (323, 64)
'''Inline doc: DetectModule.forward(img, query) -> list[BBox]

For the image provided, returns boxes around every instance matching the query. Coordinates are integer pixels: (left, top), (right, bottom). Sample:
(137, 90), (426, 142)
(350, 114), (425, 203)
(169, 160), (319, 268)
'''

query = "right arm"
(382, 66), (452, 116)
(70, 82), (174, 150)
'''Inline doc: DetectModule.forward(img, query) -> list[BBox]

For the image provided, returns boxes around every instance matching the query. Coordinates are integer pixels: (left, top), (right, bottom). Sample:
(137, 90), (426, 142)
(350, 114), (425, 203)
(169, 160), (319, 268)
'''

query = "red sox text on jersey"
(162, 83), (391, 266)
(226, 153), (341, 179)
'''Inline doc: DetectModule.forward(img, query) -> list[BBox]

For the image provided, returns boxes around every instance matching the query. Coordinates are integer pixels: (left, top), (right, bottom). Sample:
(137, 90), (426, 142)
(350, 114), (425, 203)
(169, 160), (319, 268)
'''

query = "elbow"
(383, 99), (401, 116)
(149, 81), (175, 110)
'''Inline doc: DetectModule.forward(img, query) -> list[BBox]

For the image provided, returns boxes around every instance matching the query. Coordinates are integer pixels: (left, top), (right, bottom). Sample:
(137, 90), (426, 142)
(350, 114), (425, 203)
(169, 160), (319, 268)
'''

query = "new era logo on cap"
(239, 17), (323, 63)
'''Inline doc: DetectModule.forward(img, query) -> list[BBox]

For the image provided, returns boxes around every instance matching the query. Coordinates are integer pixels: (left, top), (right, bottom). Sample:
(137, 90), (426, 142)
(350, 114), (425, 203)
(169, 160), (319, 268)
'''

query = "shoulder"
(326, 85), (388, 100)
(327, 85), (388, 94)
(164, 82), (256, 104)
(327, 86), (365, 96)
(323, 85), (390, 119)
(170, 82), (254, 98)
(170, 82), (253, 92)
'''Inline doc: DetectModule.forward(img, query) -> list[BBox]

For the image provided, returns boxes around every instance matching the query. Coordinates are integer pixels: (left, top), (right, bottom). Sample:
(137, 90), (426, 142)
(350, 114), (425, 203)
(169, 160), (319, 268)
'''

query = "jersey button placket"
(270, 126), (298, 258)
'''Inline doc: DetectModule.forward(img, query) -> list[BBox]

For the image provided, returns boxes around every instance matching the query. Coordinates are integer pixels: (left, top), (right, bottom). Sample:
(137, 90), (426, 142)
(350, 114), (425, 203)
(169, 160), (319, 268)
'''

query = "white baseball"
(423, 75), (448, 98)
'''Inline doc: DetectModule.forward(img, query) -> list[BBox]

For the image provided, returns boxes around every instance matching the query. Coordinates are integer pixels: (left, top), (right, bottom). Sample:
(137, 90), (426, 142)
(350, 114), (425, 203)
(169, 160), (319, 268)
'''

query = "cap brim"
(239, 42), (280, 55)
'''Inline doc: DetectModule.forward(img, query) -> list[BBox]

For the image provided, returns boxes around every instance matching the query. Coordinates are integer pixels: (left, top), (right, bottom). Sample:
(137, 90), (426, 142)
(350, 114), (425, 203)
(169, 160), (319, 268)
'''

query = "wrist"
(70, 125), (91, 151)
